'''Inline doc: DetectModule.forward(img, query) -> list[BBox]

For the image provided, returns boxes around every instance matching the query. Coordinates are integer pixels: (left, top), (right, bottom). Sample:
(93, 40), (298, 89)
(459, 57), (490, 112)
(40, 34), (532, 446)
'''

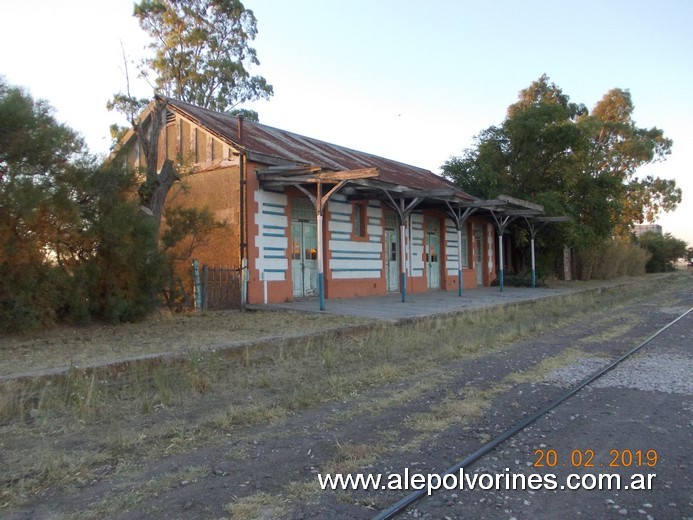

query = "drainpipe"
(236, 114), (249, 306)
(239, 150), (247, 306)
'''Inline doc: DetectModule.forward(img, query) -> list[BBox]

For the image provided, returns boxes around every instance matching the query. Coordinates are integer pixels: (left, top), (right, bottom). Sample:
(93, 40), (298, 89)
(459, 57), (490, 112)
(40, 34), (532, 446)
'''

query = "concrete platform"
(249, 285), (582, 321)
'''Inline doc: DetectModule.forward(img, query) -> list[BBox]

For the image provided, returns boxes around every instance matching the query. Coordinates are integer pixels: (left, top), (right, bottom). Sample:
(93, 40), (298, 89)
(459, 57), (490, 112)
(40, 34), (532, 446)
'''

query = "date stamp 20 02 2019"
(533, 448), (659, 469)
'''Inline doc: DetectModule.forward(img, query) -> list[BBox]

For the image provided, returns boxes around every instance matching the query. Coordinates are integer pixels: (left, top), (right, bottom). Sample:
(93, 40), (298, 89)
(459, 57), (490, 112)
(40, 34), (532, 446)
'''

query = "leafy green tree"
(0, 79), (162, 331)
(443, 75), (681, 274)
(77, 162), (166, 324)
(109, 0), (272, 236)
(161, 206), (226, 262)
(1, 79), (88, 329)
(638, 232), (688, 272)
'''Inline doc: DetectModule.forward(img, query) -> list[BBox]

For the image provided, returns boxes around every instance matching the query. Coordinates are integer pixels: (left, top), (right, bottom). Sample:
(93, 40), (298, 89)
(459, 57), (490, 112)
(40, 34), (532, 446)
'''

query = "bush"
(0, 81), (164, 332)
(575, 239), (649, 280)
(491, 271), (548, 287)
(638, 232), (688, 273)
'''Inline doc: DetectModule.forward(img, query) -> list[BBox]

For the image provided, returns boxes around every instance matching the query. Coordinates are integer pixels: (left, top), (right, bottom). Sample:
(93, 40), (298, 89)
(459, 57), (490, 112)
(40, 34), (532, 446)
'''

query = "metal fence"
(199, 265), (243, 310)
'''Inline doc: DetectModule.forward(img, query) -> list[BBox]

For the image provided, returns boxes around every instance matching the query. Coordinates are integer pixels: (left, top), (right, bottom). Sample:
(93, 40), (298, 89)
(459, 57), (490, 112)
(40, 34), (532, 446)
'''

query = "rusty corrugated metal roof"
(166, 98), (475, 198)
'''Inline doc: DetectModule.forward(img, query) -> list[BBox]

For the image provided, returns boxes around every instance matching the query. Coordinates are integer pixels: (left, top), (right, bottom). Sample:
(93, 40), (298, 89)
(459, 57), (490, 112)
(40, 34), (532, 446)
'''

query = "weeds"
(0, 275), (686, 513)
(224, 491), (287, 520)
(328, 441), (378, 472)
(72, 465), (209, 520)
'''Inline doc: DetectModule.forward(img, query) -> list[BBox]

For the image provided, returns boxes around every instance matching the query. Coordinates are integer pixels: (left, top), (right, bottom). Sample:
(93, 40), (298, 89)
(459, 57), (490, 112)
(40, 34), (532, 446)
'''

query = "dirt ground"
(1, 274), (691, 519)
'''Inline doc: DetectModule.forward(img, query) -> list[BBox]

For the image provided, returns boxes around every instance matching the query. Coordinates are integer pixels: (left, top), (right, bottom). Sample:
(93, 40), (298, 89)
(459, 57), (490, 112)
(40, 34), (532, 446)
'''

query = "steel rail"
(372, 306), (693, 520)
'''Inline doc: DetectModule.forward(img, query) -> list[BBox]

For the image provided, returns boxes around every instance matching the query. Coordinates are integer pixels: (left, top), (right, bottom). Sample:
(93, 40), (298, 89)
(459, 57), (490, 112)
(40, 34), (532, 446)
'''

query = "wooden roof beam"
(315, 167), (379, 181)
(497, 194), (544, 212)
(257, 165), (322, 176)
(535, 216), (571, 223)
(257, 167), (379, 186)
(495, 209), (543, 217)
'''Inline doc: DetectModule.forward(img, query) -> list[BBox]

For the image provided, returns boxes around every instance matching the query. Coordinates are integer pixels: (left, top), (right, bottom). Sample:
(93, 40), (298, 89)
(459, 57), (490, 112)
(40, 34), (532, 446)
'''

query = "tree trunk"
(133, 97), (179, 240)
(145, 159), (177, 238)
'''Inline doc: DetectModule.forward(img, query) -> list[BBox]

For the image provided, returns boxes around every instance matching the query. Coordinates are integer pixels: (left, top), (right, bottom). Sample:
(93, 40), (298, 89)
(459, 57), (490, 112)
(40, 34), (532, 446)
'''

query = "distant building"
(634, 224), (662, 237)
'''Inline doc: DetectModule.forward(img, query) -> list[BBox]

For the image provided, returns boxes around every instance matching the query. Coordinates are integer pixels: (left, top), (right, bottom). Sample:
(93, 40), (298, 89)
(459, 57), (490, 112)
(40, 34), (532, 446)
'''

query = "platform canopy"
(257, 163), (558, 304)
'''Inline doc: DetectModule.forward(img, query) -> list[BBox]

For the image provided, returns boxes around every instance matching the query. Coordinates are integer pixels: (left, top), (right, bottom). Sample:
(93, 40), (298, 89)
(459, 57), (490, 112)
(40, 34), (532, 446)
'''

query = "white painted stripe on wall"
(260, 213), (288, 228)
(410, 213), (424, 273)
(366, 205), (381, 218)
(367, 224), (383, 236)
(329, 220), (352, 234)
(329, 201), (352, 215)
(330, 259), (382, 271)
(254, 189), (288, 281)
(444, 217), (458, 277)
(331, 270), (381, 280)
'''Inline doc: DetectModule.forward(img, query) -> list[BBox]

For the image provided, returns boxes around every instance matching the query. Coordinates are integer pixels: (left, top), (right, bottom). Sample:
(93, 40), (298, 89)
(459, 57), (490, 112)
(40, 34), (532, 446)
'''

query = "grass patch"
(408, 385), (504, 433)
(0, 274), (689, 513)
(323, 440), (383, 474)
(408, 348), (589, 436)
(224, 491), (288, 520)
(0, 310), (372, 377)
(504, 348), (588, 385)
(74, 465), (209, 520)
(577, 316), (641, 345)
(208, 404), (288, 431)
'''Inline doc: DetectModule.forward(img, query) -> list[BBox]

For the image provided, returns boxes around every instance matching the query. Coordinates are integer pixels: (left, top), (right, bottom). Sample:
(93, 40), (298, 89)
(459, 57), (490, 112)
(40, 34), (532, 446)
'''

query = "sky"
(1, 0), (691, 245)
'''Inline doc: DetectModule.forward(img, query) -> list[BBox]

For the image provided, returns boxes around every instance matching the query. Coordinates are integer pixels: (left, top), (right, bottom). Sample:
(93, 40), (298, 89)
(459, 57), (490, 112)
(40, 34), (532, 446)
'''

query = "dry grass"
(72, 465), (209, 520)
(323, 440), (383, 474)
(224, 492), (288, 520)
(408, 385), (503, 433)
(0, 310), (371, 377)
(504, 348), (588, 385)
(577, 316), (641, 345)
(409, 348), (592, 435)
(0, 274), (688, 514)
(0, 272), (671, 379)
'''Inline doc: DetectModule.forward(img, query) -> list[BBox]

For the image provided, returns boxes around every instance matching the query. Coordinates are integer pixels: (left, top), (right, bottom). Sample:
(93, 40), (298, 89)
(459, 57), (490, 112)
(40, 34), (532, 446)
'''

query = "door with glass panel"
(291, 221), (318, 297)
(426, 233), (440, 289)
(475, 227), (483, 286)
(385, 229), (399, 292)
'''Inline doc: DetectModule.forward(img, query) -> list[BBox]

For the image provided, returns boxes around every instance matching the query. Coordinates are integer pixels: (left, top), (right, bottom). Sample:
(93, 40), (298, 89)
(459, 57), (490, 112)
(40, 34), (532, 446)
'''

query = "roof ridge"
(164, 97), (464, 195)
(165, 98), (436, 173)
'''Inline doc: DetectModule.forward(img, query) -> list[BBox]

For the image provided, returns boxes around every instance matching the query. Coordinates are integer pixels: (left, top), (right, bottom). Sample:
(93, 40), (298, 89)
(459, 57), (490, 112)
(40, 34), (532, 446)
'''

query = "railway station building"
(120, 98), (543, 307)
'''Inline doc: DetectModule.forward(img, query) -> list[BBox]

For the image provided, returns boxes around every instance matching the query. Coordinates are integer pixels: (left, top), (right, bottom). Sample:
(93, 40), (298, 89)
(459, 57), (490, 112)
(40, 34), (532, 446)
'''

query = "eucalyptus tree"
(580, 88), (679, 236)
(109, 0), (273, 235)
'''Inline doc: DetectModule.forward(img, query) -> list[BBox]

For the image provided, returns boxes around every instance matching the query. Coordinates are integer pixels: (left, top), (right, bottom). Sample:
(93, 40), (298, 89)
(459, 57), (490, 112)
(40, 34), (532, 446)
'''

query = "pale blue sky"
(1, 0), (691, 243)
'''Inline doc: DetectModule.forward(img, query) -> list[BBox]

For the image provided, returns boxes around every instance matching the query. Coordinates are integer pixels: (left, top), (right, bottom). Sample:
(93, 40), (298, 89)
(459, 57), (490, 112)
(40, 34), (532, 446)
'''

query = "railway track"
(372, 306), (693, 520)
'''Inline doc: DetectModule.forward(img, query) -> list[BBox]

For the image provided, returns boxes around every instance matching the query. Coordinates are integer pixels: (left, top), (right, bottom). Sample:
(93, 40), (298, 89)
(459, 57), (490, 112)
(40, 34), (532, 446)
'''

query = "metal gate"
(200, 265), (243, 310)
